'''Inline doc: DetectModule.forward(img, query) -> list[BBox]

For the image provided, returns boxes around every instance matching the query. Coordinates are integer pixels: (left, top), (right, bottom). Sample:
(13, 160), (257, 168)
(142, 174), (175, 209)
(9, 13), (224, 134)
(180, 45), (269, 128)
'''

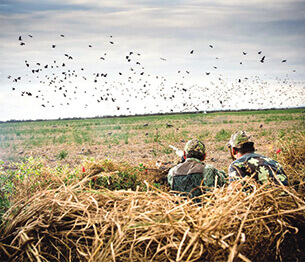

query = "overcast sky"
(0, 0), (304, 121)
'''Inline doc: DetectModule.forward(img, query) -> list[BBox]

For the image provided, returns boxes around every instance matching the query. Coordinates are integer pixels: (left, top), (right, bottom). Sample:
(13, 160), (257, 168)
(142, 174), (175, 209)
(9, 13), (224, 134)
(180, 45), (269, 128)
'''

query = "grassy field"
(0, 108), (304, 261)
(0, 108), (304, 169)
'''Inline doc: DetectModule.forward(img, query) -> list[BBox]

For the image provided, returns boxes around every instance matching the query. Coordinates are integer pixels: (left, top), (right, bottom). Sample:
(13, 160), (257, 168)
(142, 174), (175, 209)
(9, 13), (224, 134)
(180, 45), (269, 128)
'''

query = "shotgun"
(169, 145), (184, 158)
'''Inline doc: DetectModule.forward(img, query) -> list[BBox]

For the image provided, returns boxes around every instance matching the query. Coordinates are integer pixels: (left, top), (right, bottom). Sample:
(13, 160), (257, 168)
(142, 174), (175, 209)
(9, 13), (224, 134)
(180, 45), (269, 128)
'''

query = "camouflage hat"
(184, 139), (206, 158)
(228, 131), (252, 148)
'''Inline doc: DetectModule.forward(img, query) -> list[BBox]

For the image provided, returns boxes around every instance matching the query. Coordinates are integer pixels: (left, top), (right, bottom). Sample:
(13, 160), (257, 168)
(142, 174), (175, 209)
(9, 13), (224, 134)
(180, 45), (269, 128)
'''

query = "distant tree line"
(1, 106), (304, 124)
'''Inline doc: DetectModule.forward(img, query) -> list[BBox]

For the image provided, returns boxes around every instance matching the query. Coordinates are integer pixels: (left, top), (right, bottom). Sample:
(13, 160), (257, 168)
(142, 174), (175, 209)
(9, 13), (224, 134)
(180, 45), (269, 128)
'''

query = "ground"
(1, 110), (303, 177)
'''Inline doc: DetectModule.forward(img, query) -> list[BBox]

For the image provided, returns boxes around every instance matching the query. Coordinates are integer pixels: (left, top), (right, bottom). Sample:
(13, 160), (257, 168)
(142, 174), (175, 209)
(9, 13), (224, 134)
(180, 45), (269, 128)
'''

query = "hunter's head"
(184, 139), (206, 160)
(227, 131), (255, 159)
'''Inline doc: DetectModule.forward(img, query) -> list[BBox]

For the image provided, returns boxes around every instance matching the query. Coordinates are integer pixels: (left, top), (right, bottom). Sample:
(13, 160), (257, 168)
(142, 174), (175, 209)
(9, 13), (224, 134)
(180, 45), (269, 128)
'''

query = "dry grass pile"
(0, 175), (304, 262)
(277, 132), (305, 193)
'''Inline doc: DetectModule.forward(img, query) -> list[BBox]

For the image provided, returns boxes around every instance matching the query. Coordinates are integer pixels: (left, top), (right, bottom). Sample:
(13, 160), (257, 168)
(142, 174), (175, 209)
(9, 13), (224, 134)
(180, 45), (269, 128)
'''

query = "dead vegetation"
(277, 132), (305, 194)
(0, 176), (304, 262)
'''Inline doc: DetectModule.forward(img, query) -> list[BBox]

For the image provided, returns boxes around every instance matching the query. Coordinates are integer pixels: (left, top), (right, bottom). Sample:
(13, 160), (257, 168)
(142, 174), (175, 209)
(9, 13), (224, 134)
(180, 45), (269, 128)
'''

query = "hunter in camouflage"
(168, 139), (227, 198)
(227, 131), (288, 188)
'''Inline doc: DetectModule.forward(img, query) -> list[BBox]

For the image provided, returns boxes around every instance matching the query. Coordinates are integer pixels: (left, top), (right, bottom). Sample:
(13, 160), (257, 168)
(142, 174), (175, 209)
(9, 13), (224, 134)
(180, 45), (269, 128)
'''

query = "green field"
(0, 108), (304, 164)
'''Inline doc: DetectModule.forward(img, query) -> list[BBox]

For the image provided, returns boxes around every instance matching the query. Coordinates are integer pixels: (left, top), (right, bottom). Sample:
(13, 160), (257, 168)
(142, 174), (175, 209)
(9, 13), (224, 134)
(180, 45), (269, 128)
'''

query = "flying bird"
(260, 56), (265, 63)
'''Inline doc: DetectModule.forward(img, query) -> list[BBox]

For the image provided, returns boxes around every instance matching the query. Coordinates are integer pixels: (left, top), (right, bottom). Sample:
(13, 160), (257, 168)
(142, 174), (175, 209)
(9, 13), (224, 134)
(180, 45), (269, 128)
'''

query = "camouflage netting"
(0, 175), (304, 262)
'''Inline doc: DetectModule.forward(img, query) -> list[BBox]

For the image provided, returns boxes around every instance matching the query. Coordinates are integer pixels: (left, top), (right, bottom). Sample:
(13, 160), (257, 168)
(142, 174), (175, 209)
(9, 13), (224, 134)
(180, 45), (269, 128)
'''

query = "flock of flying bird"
(5, 33), (304, 116)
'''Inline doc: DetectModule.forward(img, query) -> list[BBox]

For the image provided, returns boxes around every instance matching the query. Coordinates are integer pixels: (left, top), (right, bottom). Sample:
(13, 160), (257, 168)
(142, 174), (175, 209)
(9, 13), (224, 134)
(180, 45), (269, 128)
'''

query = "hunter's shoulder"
(168, 161), (184, 173)
(230, 153), (260, 166)
(238, 153), (280, 165)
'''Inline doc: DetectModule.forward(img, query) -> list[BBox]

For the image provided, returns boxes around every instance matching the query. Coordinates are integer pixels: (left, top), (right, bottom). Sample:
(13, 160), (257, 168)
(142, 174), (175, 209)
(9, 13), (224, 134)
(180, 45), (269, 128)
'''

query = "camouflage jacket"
(228, 152), (288, 186)
(168, 158), (227, 197)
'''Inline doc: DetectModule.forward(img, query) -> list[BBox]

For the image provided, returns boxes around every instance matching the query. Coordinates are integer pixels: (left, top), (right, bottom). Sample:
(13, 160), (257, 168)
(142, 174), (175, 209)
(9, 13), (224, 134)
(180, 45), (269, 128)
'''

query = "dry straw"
(0, 172), (304, 262)
(277, 132), (305, 194)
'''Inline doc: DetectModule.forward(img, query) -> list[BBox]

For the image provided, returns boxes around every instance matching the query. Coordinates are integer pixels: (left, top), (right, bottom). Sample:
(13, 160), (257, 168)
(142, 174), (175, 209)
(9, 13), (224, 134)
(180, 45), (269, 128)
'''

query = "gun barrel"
(169, 145), (184, 157)
(169, 145), (178, 151)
